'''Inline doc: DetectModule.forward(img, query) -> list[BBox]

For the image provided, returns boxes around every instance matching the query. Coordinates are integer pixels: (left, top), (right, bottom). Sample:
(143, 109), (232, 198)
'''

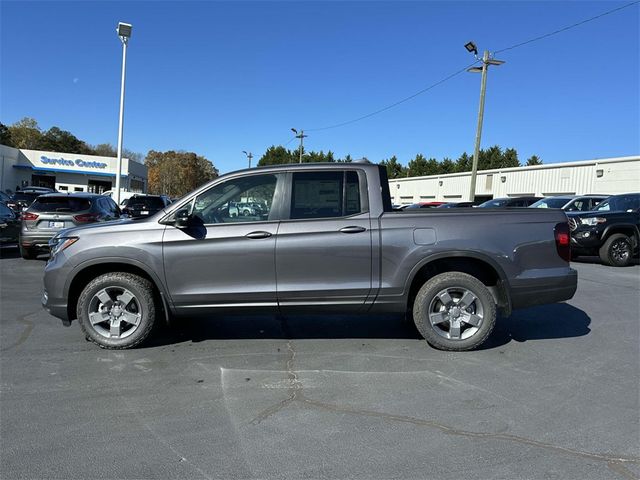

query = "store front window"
(88, 179), (112, 194)
(31, 174), (56, 189)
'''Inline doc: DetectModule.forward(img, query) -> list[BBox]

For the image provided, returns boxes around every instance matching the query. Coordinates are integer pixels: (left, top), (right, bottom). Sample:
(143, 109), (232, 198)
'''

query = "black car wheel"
(599, 234), (632, 267)
(77, 272), (157, 349)
(19, 246), (37, 260)
(412, 272), (496, 351)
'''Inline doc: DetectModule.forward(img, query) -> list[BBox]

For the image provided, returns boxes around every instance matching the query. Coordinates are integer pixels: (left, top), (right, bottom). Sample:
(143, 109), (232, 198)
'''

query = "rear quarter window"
(30, 197), (91, 212)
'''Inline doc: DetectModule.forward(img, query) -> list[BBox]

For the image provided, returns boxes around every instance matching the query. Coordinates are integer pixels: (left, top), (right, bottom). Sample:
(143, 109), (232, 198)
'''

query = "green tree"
(0, 123), (14, 147)
(501, 147), (520, 168)
(439, 157), (455, 174)
(455, 152), (472, 172)
(8, 117), (43, 149)
(39, 126), (93, 154)
(93, 143), (117, 156)
(258, 145), (296, 166)
(526, 155), (543, 166)
(380, 155), (405, 179)
(407, 154), (429, 177)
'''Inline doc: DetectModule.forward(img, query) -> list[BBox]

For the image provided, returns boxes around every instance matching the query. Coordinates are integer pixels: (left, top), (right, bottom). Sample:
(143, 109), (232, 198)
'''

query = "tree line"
(0, 117), (218, 197)
(258, 144), (542, 178)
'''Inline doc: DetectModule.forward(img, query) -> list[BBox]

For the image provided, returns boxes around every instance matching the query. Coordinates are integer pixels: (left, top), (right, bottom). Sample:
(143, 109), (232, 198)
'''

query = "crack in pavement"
(248, 316), (640, 478)
(0, 309), (40, 352)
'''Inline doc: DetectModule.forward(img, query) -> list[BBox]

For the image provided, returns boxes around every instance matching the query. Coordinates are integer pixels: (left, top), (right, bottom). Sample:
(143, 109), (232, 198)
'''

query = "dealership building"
(0, 144), (147, 194)
(389, 155), (640, 205)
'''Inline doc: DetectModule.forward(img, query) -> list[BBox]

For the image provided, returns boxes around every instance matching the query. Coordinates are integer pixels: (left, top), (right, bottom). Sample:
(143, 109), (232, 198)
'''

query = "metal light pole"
(114, 22), (132, 206)
(465, 43), (504, 202)
(291, 128), (307, 163)
(242, 150), (253, 168)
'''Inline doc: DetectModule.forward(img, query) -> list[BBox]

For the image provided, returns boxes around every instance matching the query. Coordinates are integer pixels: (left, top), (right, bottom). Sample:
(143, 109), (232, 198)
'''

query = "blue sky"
(1, 1), (638, 174)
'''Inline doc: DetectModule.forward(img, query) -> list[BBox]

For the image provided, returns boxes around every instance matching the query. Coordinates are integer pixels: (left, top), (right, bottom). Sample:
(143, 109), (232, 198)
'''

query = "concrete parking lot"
(1, 249), (638, 480)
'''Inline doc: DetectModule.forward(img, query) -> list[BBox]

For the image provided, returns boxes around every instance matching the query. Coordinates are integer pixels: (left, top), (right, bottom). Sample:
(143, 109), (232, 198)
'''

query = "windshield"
(593, 194), (640, 212)
(30, 196), (91, 212)
(530, 198), (570, 209)
(478, 199), (508, 208)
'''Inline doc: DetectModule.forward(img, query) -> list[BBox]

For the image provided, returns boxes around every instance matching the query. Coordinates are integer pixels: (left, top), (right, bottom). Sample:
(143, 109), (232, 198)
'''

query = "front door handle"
(339, 226), (367, 234)
(245, 231), (272, 239)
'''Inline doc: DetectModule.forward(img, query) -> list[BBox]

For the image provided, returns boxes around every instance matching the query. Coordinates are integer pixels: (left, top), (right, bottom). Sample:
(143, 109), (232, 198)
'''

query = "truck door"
(162, 173), (284, 312)
(275, 170), (372, 311)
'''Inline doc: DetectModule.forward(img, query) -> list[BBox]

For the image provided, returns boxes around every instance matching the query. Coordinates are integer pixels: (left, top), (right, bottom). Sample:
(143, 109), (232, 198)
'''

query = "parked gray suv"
(20, 193), (120, 259)
(42, 163), (576, 351)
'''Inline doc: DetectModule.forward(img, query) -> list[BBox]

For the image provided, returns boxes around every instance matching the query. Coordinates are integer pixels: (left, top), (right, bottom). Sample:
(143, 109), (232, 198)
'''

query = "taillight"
(74, 213), (100, 223)
(555, 222), (571, 262)
(22, 212), (39, 221)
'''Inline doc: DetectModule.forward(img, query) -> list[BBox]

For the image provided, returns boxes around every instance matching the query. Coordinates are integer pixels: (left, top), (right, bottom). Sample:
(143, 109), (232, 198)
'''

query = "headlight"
(580, 217), (607, 226)
(49, 236), (78, 257)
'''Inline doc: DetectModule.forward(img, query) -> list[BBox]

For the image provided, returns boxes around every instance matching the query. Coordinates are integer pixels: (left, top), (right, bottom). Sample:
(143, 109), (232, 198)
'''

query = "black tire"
(412, 272), (496, 351)
(20, 246), (37, 260)
(599, 233), (632, 267)
(77, 272), (157, 349)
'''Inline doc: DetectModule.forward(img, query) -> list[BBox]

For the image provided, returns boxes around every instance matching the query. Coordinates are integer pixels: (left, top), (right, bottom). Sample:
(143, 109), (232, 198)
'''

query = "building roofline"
(389, 155), (640, 182)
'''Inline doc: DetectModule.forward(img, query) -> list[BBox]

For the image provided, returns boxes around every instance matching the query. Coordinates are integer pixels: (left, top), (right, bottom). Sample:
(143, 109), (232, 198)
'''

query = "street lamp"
(242, 150), (253, 168)
(291, 128), (307, 164)
(114, 22), (132, 206)
(465, 42), (504, 202)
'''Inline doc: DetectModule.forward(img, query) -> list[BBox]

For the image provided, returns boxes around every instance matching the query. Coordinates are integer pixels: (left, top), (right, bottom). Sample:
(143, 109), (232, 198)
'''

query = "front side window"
(290, 171), (363, 220)
(191, 174), (279, 224)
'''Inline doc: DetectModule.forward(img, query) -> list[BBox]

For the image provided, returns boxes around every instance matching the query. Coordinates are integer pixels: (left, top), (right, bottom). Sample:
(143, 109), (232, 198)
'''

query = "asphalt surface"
(1, 248), (639, 480)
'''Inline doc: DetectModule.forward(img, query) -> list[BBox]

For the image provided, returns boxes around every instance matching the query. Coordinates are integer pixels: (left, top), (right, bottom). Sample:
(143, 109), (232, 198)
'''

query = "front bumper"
(509, 268), (578, 310)
(41, 288), (70, 324)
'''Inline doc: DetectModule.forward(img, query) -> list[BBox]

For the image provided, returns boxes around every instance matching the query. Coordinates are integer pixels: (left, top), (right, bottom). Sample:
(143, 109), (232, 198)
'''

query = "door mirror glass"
(174, 208), (191, 228)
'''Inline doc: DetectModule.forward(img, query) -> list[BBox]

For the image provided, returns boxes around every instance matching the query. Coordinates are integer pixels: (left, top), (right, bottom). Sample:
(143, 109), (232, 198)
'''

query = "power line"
(305, 60), (480, 132)
(302, 1), (637, 134)
(494, 1), (639, 54)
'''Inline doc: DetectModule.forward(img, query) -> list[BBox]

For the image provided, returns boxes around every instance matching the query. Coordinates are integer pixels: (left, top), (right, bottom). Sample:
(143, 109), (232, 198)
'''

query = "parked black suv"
(121, 195), (171, 218)
(567, 193), (640, 267)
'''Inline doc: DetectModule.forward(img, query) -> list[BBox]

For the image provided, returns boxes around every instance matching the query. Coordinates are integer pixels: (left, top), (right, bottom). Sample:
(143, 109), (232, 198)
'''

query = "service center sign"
(40, 155), (108, 170)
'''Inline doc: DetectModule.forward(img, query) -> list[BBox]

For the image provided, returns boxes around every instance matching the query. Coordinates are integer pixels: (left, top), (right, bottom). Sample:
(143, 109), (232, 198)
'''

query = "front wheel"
(77, 272), (157, 349)
(599, 234), (632, 267)
(412, 272), (496, 351)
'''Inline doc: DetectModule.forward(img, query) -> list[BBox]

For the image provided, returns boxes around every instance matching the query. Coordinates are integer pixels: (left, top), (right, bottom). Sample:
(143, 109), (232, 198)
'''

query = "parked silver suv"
(20, 193), (120, 259)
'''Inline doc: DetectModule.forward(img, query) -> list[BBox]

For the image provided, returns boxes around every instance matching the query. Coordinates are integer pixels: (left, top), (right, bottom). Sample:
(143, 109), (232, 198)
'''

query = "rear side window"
(290, 171), (363, 219)
(30, 196), (91, 212)
(126, 197), (165, 209)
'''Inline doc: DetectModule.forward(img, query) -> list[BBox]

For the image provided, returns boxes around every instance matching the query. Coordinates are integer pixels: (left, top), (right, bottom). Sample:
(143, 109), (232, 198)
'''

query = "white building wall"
(389, 156), (640, 204)
(0, 144), (147, 194)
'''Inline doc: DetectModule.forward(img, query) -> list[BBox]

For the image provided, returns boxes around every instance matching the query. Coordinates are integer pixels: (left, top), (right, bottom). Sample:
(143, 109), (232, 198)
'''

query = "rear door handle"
(339, 226), (367, 234)
(245, 231), (272, 239)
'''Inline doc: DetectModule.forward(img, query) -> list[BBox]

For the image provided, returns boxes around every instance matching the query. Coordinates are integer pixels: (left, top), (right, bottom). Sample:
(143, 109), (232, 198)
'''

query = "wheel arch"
(65, 258), (171, 324)
(602, 224), (639, 248)
(405, 252), (511, 315)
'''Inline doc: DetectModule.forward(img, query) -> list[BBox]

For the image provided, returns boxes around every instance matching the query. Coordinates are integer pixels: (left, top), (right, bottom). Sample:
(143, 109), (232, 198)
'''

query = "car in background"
(0, 202), (20, 245)
(0, 191), (11, 204)
(437, 201), (477, 208)
(567, 193), (640, 267)
(530, 195), (608, 212)
(404, 201), (447, 209)
(19, 193), (120, 259)
(6, 191), (44, 214)
(102, 190), (139, 206)
(477, 196), (543, 208)
(122, 195), (171, 218)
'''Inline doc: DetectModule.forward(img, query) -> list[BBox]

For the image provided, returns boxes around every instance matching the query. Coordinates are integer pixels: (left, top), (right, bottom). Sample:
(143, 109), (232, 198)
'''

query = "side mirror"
(174, 208), (191, 228)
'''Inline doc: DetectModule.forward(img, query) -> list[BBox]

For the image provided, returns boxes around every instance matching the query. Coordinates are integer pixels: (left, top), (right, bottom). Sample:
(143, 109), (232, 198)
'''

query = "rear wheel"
(412, 272), (496, 351)
(599, 234), (632, 267)
(77, 272), (156, 349)
(20, 246), (37, 259)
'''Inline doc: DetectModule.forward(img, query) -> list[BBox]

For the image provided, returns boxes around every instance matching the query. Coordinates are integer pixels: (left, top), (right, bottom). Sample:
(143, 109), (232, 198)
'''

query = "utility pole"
(465, 45), (504, 202)
(291, 128), (307, 163)
(242, 151), (253, 168)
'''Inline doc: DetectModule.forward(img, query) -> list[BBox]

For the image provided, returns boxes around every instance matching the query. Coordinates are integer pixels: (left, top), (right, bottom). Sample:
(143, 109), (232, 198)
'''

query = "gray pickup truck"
(43, 162), (577, 350)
